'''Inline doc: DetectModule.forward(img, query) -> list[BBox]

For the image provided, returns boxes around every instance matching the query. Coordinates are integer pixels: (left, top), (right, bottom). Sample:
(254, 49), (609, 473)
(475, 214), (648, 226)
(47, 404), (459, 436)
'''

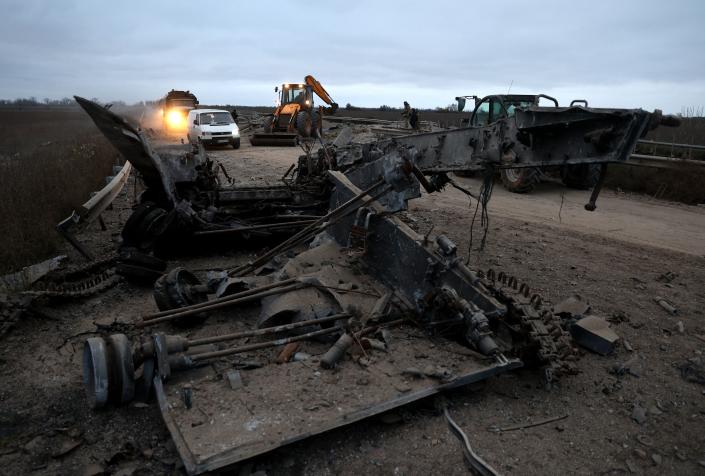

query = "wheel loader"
(250, 75), (338, 146)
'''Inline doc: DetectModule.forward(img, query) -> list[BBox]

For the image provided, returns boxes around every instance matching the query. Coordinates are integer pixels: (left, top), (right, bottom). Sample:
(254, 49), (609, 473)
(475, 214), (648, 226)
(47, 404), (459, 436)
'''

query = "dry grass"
(0, 109), (119, 273)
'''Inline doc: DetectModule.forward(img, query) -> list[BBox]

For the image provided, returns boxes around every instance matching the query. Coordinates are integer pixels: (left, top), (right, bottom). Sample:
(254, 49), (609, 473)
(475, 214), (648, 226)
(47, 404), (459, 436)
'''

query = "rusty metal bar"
(137, 283), (307, 327)
(141, 278), (299, 321)
(188, 312), (351, 346)
(193, 220), (316, 237)
(189, 317), (407, 362)
(189, 327), (340, 361)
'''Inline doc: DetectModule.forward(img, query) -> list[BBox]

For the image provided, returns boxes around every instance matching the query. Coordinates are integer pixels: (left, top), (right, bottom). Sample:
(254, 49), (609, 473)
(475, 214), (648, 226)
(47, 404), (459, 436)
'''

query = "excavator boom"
(305, 75), (338, 114)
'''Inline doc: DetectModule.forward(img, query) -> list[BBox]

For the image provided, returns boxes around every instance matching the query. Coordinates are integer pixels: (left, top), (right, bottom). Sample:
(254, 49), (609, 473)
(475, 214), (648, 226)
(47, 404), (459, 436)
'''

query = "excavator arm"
(305, 75), (339, 114)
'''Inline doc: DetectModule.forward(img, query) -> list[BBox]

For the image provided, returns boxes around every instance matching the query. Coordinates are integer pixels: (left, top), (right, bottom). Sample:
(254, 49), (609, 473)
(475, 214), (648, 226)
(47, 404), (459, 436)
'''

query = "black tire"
(232, 137), (241, 149)
(122, 202), (156, 244)
(152, 267), (209, 327)
(134, 207), (168, 251)
(296, 111), (313, 137)
(310, 110), (321, 136)
(263, 115), (274, 133)
(561, 164), (601, 190)
(500, 167), (542, 193)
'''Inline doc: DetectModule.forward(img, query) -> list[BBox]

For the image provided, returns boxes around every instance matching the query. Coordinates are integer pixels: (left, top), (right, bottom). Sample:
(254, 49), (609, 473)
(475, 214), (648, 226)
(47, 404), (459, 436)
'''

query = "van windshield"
(199, 112), (233, 125)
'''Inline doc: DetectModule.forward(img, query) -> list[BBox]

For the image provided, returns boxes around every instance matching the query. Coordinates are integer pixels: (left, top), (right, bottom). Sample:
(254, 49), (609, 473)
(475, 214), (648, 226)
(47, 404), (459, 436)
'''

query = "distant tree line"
(0, 97), (156, 108)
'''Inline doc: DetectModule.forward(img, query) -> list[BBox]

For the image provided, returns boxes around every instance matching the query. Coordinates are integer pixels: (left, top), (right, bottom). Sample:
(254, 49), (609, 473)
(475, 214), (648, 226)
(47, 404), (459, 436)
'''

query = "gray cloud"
(0, 0), (703, 112)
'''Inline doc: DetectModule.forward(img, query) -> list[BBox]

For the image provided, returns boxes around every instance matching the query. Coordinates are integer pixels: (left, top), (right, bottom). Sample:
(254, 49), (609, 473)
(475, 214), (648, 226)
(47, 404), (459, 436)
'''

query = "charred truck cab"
(161, 89), (199, 132)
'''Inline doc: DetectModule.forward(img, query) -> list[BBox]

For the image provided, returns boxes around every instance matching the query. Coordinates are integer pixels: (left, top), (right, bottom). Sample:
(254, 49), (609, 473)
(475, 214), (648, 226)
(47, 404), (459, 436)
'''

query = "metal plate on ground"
(155, 329), (521, 475)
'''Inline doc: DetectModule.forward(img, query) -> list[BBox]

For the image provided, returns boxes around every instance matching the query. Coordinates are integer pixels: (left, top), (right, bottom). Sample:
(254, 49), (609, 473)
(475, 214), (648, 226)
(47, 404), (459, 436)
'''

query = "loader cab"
(279, 83), (313, 109)
(470, 95), (539, 126)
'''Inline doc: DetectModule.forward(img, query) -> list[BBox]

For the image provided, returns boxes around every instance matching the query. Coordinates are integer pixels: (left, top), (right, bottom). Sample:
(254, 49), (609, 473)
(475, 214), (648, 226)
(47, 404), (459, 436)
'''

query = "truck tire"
(232, 137), (241, 149)
(561, 164), (601, 190)
(500, 167), (541, 193)
(263, 115), (274, 133)
(122, 202), (156, 244)
(296, 111), (313, 137)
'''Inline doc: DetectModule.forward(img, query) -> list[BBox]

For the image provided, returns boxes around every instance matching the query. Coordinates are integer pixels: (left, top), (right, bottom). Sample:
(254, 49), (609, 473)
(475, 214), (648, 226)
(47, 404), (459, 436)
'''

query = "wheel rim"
(504, 168), (522, 183)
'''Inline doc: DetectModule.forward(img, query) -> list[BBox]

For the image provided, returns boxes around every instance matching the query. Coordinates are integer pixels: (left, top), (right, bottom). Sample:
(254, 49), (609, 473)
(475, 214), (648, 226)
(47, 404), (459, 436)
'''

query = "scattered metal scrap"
(490, 413), (569, 433)
(73, 96), (681, 474)
(444, 404), (500, 476)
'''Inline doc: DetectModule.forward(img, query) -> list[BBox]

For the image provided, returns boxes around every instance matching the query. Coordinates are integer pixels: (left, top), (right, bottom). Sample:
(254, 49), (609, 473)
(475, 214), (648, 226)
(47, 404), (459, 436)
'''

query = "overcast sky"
(0, 0), (703, 113)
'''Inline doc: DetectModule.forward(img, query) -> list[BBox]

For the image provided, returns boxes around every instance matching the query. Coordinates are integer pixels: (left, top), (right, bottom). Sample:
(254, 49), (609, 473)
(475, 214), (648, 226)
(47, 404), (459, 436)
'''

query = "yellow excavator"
(251, 75), (338, 146)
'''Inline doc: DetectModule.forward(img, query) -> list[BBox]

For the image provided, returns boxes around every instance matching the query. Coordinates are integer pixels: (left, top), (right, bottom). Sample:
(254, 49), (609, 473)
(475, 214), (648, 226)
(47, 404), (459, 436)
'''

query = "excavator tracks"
(26, 256), (123, 299)
(480, 268), (579, 382)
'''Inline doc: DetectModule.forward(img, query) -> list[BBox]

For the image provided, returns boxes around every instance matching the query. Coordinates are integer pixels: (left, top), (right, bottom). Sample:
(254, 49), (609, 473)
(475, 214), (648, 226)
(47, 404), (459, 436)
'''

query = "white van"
(187, 109), (240, 149)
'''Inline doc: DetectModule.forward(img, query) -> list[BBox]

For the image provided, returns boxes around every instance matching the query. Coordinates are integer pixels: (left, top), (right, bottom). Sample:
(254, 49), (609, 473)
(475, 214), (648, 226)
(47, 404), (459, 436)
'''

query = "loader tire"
(310, 110), (321, 136)
(296, 111), (313, 137)
(263, 115), (274, 133)
(561, 163), (601, 190)
(500, 167), (541, 193)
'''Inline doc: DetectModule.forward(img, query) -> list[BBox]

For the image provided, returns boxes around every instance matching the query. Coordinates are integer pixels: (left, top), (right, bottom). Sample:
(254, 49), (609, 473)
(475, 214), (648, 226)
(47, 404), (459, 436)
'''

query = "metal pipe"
(189, 317), (407, 362)
(189, 327), (340, 361)
(193, 220), (315, 237)
(272, 214), (324, 220)
(188, 312), (351, 346)
(141, 278), (299, 321)
(136, 283), (307, 328)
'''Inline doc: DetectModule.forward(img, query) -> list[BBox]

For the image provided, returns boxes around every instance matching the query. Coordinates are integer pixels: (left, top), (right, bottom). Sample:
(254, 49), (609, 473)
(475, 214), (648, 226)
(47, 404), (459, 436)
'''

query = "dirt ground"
(1, 130), (705, 476)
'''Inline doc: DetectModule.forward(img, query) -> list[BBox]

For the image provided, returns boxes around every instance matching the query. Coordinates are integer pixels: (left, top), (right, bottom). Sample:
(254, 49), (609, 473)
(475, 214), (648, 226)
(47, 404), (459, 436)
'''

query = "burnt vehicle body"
(453, 93), (678, 193)
(77, 96), (678, 473)
(76, 93), (675, 254)
(75, 97), (331, 256)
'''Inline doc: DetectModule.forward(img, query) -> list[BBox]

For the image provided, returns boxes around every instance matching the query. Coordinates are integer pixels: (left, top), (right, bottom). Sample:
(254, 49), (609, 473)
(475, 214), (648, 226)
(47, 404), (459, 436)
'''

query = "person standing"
(401, 101), (411, 128)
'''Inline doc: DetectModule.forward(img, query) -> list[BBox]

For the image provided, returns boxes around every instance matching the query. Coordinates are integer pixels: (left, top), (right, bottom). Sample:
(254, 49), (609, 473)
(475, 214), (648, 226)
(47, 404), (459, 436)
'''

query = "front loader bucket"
(249, 132), (298, 147)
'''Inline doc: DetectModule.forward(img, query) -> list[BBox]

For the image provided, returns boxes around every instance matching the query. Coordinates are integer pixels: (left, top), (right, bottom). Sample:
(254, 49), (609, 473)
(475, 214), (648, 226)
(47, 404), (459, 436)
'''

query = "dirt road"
(420, 176), (705, 257)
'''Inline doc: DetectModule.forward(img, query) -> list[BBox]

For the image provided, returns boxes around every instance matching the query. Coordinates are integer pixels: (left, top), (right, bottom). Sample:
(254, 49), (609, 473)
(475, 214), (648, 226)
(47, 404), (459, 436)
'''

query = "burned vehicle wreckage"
(75, 96), (677, 474)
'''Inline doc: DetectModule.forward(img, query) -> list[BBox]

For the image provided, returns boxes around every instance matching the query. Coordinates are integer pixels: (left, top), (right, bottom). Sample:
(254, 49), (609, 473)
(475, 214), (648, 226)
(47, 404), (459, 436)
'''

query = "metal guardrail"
(627, 154), (705, 170)
(56, 161), (132, 259)
(637, 139), (705, 151)
(629, 139), (705, 170)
